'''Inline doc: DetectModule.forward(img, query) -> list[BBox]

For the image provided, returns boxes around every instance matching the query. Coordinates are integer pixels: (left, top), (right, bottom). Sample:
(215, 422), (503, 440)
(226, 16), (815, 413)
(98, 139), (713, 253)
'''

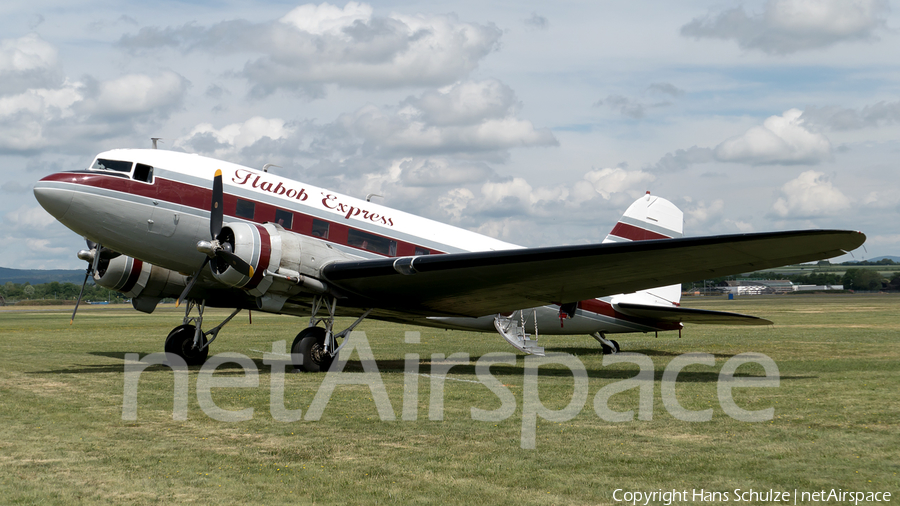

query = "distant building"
(717, 280), (843, 295)
(720, 280), (793, 295)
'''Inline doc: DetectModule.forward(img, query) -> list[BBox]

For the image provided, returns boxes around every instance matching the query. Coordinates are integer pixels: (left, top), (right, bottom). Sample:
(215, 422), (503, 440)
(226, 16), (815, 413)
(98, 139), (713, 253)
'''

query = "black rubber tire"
(164, 324), (208, 366)
(291, 326), (333, 372)
(601, 339), (620, 355)
(610, 339), (620, 353)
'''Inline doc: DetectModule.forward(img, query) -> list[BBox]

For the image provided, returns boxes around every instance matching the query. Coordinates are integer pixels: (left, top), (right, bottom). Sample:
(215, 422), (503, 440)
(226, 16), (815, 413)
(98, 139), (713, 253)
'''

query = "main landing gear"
(164, 299), (241, 366)
(591, 332), (620, 355)
(291, 295), (372, 372)
(162, 296), (371, 371)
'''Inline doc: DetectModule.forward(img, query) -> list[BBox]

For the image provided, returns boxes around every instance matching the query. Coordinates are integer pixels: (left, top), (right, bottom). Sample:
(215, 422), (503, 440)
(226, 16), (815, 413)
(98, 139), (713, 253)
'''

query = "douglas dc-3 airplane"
(33, 147), (866, 371)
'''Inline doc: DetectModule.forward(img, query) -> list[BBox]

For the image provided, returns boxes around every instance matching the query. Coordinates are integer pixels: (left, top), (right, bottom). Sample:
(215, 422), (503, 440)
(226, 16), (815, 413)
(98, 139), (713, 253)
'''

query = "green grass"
(1, 295), (898, 504)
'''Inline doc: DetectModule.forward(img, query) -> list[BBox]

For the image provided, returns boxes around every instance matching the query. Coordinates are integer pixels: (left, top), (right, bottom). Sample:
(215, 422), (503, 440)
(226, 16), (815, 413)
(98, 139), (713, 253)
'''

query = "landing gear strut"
(164, 299), (241, 366)
(591, 332), (620, 355)
(291, 295), (372, 372)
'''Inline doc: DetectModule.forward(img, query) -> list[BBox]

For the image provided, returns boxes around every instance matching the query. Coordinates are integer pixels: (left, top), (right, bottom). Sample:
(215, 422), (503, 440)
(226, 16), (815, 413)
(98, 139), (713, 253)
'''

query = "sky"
(1, 0), (897, 269)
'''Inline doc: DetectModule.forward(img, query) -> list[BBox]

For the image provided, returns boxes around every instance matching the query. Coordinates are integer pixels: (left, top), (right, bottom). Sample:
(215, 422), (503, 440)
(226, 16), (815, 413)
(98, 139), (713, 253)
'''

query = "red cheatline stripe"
(243, 224), (271, 290)
(41, 172), (447, 257)
(120, 259), (143, 293)
(609, 222), (671, 241)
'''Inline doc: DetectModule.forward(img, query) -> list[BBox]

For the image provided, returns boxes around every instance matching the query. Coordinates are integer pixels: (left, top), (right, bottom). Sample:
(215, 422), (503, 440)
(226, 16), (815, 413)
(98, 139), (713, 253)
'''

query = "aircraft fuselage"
(33, 149), (680, 337)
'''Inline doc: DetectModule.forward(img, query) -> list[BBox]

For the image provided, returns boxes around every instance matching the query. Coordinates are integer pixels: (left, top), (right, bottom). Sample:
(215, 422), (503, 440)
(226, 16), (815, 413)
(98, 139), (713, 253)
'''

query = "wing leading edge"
(321, 229), (865, 317)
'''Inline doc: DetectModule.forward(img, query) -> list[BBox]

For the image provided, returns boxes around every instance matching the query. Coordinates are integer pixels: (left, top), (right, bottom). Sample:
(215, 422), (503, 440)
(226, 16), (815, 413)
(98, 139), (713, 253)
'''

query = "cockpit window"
(133, 163), (153, 183)
(91, 159), (133, 173)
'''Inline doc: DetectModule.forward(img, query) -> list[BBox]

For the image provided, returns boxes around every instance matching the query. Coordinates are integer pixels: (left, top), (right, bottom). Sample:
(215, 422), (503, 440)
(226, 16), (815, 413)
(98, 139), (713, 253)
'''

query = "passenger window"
(133, 163), (153, 183)
(275, 209), (293, 229)
(348, 229), (397, 256)
(312, 219), (329, 239)
(236, 199), (255, 219)
(414, 247), (430, 256)
(91, 158), (133, 173)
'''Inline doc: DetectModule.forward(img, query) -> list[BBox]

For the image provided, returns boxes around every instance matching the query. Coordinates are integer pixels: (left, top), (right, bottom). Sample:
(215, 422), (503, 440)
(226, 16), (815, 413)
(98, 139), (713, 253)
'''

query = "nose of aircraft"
(33, 176), (73, 220)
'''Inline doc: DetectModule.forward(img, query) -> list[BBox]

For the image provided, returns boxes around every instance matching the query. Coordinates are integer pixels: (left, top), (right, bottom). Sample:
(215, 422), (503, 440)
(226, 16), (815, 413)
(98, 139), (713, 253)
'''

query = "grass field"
(1, 295), (898, 505)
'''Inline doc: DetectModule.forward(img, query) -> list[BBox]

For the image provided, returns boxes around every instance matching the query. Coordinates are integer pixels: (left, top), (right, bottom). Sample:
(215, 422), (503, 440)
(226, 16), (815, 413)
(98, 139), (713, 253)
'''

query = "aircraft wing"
(613, 302), (773, 325)
(321, 229), (865, 317)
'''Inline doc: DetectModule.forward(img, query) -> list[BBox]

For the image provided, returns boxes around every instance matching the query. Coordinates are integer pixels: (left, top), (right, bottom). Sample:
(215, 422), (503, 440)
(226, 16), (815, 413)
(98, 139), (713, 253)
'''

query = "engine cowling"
(94, 255), (188, 313)
(210, 222), (357, 308)
(209, 222), (279, 295)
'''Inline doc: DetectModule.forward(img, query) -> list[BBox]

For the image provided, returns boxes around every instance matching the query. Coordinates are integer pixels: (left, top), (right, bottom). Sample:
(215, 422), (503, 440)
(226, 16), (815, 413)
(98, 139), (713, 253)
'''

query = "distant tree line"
(840, 258), (898, 266)
(0, 281), (125, 305)
(692, 270), (900, 292)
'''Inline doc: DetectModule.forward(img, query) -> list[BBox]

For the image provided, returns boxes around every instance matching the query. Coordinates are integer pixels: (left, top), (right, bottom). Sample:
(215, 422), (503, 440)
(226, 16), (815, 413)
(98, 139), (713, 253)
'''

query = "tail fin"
(603, 191), (683, 243)
(606, 192), (684, 306)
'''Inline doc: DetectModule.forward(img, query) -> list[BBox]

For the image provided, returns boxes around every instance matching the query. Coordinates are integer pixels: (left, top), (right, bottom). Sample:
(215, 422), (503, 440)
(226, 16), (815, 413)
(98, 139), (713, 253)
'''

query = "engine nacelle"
(94, 255), (188, 313)
(209, 222), (280, 294)
(211, 222), (357, 309)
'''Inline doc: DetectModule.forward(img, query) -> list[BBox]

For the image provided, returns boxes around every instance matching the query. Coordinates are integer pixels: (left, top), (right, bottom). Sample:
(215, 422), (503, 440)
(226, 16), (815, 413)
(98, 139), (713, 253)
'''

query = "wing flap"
(322, 229), (864, 317)
(614, 302), (773, 326)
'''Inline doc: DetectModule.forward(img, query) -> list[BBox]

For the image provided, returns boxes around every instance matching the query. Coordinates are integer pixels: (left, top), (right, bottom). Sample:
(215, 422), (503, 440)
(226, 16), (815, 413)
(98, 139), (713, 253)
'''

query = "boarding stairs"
(493, 311), (544, 356)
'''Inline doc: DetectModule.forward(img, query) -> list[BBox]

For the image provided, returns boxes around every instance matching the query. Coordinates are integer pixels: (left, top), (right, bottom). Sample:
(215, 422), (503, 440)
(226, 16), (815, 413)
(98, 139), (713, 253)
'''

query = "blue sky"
(2, 0), (897, 269)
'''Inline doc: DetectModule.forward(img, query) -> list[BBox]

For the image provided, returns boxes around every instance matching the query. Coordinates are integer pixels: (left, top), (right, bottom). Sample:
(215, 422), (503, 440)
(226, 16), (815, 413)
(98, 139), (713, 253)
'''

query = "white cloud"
(279, 2), (373, 35)
(0, 84), (83, 151)
(0, 34), (57, 74)
(480, 177), (534, 206)
(772, 170), (851, 218)
(0, 70), (188, 153)
(0, 34), (60, 94)
(326, 80), (557, 158)
(437, 187), (475, 222)
(86, 71), (188, 118)
(685, 199), (725, 229)
(397, 158), (493, 187)
(4, 205), (56, 232)
(120, 2), (502, 97)
(681, 0), (890, 54)
(410, 80), (519, 127)
(714, 109), (832, 165)
(801, 101), (900, 130)
(583, 167), (655, 199)
(176, 116), (293, 157)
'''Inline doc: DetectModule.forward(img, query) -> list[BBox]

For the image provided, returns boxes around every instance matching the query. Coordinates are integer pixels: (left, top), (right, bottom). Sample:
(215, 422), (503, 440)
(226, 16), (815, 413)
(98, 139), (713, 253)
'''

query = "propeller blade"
(216, 250), (255, 278)
(210, 169), (223, 239)
(86, 238), (121, 261)
(176, 257), (210, 308)
(99, 248), (121, 260)
(70, 266), (92, 324)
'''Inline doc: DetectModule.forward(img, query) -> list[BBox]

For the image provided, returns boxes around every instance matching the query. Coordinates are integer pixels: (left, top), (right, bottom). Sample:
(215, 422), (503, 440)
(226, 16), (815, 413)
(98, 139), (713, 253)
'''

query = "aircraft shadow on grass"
(24, 351), (817, 383)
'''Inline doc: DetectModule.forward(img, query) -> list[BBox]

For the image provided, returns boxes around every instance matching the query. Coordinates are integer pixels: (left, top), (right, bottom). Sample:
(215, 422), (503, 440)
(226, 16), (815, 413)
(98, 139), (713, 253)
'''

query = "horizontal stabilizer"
(614, 302), (773, 326)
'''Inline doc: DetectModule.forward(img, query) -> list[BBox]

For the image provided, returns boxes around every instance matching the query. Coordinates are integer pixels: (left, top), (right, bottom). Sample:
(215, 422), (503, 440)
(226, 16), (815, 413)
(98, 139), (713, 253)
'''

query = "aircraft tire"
(291, 326), (333, 372)
(610, 340), (620, 353)
(164, 324), (208, 366)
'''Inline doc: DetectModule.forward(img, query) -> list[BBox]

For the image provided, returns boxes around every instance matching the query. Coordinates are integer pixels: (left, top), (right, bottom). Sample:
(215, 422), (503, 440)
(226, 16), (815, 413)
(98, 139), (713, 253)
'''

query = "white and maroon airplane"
(33, 148), (865, 370)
